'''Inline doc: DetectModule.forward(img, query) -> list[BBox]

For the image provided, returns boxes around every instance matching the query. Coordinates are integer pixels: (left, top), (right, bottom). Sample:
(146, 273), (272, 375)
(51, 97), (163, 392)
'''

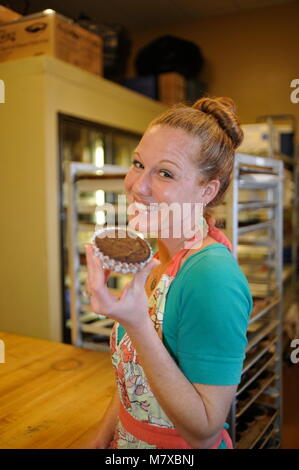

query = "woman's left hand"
(85, 244), (160, 329)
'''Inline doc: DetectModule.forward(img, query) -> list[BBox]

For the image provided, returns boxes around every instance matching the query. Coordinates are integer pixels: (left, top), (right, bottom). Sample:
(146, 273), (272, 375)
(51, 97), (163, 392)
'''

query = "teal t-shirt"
(117, 243), (253, 386)
(163, 244), (253, 385)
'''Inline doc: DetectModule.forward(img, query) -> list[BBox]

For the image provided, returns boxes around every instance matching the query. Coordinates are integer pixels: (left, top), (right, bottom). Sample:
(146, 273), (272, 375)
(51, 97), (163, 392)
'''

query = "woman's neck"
(156, 217), (210, 262)
(157, 234), (217, 264)
(157, 237), (188, 262)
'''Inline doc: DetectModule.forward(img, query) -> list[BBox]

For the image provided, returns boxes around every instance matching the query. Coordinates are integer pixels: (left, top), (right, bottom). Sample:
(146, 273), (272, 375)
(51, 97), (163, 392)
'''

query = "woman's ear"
(201, 179), (220, 204)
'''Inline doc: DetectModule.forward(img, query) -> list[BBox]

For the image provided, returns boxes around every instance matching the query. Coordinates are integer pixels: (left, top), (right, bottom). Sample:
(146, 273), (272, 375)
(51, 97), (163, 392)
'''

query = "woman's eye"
(131, 160), (173, 179)
(132, 159), (144, 169)
(159, 170), (173, 179)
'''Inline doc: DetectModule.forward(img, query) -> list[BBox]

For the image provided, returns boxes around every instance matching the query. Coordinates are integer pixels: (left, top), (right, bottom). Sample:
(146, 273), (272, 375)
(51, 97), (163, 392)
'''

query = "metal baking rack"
(254, 115), (299, 352)
(65, 161), (130, 351)
(225, 153), (284, 449)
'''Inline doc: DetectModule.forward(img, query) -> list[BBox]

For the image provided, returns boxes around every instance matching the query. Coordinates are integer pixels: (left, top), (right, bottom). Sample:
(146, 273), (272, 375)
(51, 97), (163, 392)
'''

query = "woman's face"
(124, 125), (214, 239)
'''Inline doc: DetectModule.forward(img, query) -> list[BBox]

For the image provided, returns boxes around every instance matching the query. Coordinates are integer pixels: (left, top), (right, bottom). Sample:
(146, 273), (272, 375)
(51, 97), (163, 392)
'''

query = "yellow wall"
(128, 1), (299, 135)
(0, 56), (166, 341)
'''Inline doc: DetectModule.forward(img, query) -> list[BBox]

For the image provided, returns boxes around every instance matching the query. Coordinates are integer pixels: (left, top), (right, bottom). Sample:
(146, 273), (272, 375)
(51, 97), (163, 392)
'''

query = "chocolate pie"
(92, 227), (152, 274)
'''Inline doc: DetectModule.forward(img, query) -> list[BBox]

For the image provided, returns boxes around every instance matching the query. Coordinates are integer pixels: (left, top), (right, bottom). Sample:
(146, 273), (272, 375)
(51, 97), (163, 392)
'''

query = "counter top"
(0, 332), (115, 449)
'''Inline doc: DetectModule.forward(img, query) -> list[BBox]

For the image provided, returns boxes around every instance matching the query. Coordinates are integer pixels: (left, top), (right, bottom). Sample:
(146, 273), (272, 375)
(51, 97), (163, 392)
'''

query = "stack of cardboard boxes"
(0, 7), (103, 76)
(0, 6), (204, 104)
(158, 72), (186, 106)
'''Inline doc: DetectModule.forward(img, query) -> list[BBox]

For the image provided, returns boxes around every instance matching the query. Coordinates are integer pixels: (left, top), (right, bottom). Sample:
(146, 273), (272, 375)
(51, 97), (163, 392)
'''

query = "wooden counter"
(0, 332), (115, 449)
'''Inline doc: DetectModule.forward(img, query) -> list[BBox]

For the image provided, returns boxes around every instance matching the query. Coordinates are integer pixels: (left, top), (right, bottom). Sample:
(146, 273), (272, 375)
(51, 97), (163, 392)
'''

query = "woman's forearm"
(125, 317), (218, 448)
(94, 389), (120, 449)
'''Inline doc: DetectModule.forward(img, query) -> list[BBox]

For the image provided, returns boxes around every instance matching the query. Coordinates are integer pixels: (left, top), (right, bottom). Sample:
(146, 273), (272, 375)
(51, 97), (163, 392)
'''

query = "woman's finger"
(85, 244), (105, 284)
(119, 280), (133, 300)
(85, 244), (114, 308)
(131, 258), (160, 292)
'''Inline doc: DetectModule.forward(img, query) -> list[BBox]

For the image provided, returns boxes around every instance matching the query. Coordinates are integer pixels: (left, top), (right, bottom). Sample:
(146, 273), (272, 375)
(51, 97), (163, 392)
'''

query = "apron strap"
(118, 402), (233, 449)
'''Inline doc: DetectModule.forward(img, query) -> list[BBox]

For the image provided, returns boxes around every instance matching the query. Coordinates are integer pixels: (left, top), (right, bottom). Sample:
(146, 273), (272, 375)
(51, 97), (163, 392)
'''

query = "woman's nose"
(131, 171), (152, 198)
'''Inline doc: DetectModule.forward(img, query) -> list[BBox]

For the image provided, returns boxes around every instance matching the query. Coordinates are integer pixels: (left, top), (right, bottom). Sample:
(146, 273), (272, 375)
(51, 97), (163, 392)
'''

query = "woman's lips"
(131, 201), (160, 212)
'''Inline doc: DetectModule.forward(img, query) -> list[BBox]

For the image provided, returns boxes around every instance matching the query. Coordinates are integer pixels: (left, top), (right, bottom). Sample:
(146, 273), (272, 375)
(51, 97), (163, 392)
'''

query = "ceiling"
(6, 0), (298, 30)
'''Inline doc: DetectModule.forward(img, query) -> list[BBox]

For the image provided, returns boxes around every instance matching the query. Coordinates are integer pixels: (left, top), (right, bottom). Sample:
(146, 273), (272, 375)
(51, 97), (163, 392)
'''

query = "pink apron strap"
(210, 429), (233, 449)
(119, 402), (192, 449)
(154, 217), (233, 267)
(118, 402), (232, 449)
(205, 215), (233, 252)
(154, 220), (232, 279)
(152, 243), (190, 278)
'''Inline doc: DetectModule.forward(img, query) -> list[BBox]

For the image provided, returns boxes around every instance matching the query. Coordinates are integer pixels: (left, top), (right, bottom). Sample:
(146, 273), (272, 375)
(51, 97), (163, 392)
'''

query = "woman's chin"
(128, 222), (156, 237)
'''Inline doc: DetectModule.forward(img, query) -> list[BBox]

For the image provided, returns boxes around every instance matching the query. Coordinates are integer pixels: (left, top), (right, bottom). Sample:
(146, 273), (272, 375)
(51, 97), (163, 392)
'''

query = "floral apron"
(108, 222), (233, 449)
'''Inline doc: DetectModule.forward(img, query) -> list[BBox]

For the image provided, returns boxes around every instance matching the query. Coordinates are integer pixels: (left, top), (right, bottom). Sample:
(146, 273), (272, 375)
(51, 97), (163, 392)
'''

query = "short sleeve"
(164, 247), (253, 386)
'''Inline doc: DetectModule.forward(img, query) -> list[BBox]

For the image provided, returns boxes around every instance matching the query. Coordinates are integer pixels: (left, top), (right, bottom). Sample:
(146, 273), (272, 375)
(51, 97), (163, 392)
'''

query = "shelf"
(239, 166), (278, 176)
(76, 204), (98, 215)
(238, 238), (276, 247)
(66, 311), (107, 326)
(82, 340), (110, 352)
(78, 223), (97, 232)
(236, 373), (277, 418)
(238, 220), (275, 235)
(238, 179), (279, 191)
(249, 297), (280, 324)
(283, 287), (297, 316)
(237, 354), (277, 396)
(273, 152), (296, 166)
(247, 275), (276, 285)
(242, 336), (278, 375)
(80, 304), (102, 314)
(236, 408), (279, 449)
(76, 177), (125, 192)
(266, 438), (281, 449)
(248, 284), (278, 299)
(238, 201), (278, 212)
(239, 257), (276, 268)
(283, 265), (295, 282)
(246, 320), (279, 353)
(258, 428), (279, 449)
(80, 318), (114, 335)
(67, 317), (114, 336)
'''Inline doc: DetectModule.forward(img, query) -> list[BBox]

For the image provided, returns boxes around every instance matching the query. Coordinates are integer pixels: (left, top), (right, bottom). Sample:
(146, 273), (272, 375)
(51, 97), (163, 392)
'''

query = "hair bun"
(192, 97), (243, 149)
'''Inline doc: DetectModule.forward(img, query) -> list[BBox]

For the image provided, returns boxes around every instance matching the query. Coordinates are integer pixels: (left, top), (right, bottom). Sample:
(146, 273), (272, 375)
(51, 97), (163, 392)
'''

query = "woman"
(85, 97), (253, 449)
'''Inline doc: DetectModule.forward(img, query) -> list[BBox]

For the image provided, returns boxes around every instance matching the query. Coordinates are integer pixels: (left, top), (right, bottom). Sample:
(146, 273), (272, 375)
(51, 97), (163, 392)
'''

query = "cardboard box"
(0, 5), (22, 23)
(0, 9), (102, 75)
(158, 72), (186, 106)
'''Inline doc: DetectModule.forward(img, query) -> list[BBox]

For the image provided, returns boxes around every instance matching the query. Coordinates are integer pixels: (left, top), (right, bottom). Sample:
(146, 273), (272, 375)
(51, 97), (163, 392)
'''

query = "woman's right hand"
(85, 244), (159, 330)
(80, 427), (111, 449)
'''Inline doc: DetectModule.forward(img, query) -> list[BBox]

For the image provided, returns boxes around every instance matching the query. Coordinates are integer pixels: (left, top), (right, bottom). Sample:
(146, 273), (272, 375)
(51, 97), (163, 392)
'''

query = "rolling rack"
(226, 153), (284, 449)
(65, 161), (130, 351)
(257, 115), (299, 356)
